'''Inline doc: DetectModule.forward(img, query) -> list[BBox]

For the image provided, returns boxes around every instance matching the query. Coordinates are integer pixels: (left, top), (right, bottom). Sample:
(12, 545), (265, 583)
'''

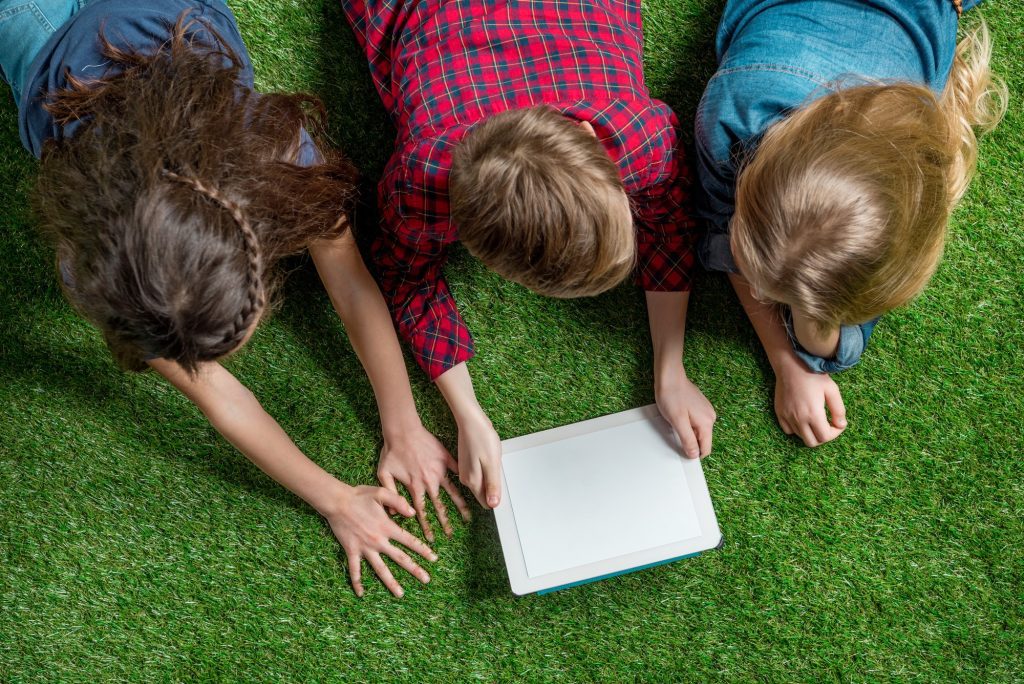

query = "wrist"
(309, 478), (354, 520)
(380, 410), (425, 443)
(654, 358), (686, 391)
(453, 402), (491, 430)
(770, 348), (806, 377)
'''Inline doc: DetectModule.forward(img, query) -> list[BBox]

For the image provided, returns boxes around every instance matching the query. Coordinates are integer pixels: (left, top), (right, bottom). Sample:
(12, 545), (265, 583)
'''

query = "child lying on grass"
(1, 0), (469, 597)
(343, 0), (716, 510)
(694, 0), (1006, 447)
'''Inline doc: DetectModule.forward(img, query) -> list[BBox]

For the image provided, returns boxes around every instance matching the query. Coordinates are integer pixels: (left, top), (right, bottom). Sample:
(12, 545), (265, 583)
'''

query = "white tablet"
(493, 405), (722, 595)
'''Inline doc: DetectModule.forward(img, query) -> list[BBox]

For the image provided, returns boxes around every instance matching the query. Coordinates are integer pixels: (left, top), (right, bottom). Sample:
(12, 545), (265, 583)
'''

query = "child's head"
(731, 23), (1006, 333)
(449, 106), (635, 298)
(33, 16), (357, 373)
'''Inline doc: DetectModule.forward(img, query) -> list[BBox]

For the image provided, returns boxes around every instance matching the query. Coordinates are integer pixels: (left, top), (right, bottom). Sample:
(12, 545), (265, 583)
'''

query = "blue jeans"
(0, 0), (90, 105)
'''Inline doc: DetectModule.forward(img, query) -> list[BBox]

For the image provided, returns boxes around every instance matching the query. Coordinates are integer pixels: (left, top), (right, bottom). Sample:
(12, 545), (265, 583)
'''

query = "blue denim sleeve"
(694, 65), (827, 273)
(782, 308), (879, 373)
(295, 126), (322, 167)
(694, 75), (740, 273)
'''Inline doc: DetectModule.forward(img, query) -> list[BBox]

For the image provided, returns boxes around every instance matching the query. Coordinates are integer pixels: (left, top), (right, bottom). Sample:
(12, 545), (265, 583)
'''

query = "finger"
(367, 552), (404, 598)
(412, 487), (433, 543)
(672, 416), (701, 459)
(809, 408), (840, 445)
(429, 488), (454, 537)
(442, 478), (472, 522)
(346, 551), (364, 598)
(778, 414), (794, 435)
(388, 521), (438, 562)
(481, 454), (502, 509)
(377, 488), (415, 518)
(378, 472), (400, 516)
(383, 542), (431, 585)
(824, 383), (848, 429)
(445, 453), (459, 474)
(695, 418), (714, 458)
(378, 470), (398, 493)
(798, 422), (819, 448)
(811, 414), (843, 446)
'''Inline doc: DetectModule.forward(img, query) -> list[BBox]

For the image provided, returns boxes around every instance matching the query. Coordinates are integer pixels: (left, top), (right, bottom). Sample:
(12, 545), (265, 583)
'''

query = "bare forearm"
(435, 362), (486, 426)
(311, 237), (422, 439)
(645, 290), (690, 381)
(728, 273), (802, 375)
(152, 360), (348, 517)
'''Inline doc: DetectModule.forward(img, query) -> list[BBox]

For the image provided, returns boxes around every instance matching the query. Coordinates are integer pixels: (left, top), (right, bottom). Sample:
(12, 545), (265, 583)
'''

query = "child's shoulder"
(585, 97), (679, 193)
(695, 65), (825, 169)
(381, 125), (473, 224)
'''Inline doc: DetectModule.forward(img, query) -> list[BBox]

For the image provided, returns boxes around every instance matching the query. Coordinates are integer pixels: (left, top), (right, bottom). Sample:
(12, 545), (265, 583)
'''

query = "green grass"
(1, 1), (1021, 680)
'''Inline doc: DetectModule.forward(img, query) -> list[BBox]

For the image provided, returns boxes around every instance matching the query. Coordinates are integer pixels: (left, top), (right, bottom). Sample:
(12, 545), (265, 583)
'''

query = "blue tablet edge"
(535, 535), (724, 595)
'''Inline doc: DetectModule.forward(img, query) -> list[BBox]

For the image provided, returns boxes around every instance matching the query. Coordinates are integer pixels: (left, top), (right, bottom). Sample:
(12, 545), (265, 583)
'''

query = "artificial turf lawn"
(1, 0), (1021, 680)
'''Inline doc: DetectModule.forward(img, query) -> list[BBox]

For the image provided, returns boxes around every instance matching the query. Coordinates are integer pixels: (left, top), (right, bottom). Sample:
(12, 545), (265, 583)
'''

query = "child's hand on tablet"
(434, 362), (503, 509)
(377, 427), (471, 541)
(326, 484), (438, 598)
(655, 368), (717, 459)
(456, 412), (503, 509)
(774, 365), (846, 447)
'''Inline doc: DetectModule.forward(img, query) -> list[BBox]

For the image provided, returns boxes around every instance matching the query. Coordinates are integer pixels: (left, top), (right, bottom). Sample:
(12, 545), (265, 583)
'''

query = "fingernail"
(422, 573), (431, 583)
(430, 552), (438, 562)
(688, 449), (699, 458)
(487, 496), (498, 507)
(396, 589), (404, 598)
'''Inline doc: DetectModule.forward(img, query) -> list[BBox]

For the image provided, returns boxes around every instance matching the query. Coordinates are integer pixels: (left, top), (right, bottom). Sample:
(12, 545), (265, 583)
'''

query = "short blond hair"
(449, 106), (635, 298)
(731, 21), (1007, 332)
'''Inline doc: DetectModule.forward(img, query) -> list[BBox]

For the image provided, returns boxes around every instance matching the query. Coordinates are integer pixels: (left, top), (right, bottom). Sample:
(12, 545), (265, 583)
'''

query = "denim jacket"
(694, 0), (979, 372)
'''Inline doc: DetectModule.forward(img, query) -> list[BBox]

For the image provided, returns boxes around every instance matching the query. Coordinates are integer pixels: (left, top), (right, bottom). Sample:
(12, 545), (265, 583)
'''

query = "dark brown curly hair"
(33, 13), (357, 373)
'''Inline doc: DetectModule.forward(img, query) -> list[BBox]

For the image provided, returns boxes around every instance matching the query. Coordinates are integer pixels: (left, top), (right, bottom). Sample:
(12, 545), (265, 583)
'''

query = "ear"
(577, 120), (597, 138)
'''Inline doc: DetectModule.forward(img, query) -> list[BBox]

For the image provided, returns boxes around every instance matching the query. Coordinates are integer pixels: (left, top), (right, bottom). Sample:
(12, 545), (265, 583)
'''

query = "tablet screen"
(502, 416), (703, 578)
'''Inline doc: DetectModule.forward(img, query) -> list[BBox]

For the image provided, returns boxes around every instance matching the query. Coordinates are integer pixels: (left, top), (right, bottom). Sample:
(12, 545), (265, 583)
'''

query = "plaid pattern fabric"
(345, 0), (699, 379)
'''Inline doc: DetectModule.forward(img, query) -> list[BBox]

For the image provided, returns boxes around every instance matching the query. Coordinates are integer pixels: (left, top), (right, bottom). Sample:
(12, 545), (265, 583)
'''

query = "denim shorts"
(0, 0), (90, 104)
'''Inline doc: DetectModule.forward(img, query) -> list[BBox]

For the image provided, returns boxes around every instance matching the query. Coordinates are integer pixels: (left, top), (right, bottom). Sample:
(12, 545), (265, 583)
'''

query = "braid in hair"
(161, 169), (266, 350)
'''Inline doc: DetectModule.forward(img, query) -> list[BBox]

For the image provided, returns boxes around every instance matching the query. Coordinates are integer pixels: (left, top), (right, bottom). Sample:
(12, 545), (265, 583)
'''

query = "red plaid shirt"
(344, 0), (699, 379)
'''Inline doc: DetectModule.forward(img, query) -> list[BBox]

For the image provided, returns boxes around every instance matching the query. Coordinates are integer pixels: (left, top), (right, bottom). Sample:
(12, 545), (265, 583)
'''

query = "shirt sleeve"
(369, 154), (475, 380)
(630, 117), (700, 292)
(693, 75), (742, 274)
(295, 126), (323, 167)
(782, 307), (880, 374)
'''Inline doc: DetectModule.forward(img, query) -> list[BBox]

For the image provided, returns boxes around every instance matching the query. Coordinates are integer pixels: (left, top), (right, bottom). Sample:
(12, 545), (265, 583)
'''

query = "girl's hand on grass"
(774, 364), (847, 447)
(377, 427), (471, 542)
(655, 366), (717, 459)
(456, 412), (503, 509)
(325, 484), (437, 598)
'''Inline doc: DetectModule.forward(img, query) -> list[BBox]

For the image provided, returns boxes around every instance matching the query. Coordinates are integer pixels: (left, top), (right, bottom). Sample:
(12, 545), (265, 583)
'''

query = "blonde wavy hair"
(731, 21), (1008, 331)
(450, 106), (636, 298)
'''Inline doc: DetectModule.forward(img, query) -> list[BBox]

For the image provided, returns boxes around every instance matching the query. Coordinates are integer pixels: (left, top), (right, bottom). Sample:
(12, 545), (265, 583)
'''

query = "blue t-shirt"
(6, 0), (319, 163)
(693, 0), (979, 372)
